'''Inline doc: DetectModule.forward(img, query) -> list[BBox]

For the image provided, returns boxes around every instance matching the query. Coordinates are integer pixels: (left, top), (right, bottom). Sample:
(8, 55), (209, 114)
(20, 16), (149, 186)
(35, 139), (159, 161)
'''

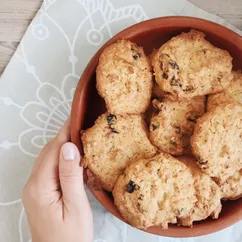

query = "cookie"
(220, 169), (242, 200)
(191, 103), (242, 183)
(178, 156), (221, 225)
(113, 153), (197, 229)
(207, 71), (242, 111)
(151, 30), (233, 100)
(149, 96), (205, 155)
(81, 113), (157, 191)
(96, 40), (153, 115)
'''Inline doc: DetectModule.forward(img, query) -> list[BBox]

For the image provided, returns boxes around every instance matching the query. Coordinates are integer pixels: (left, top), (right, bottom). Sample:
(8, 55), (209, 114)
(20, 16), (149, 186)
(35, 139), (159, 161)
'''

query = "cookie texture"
(220, 169), (242, 200)
(81, 113), (157, 191)
(113, 153), (197, 229)
(151, 30), (233, 100)
(207, 71), (242, 111)
(96, 40), (153, 115)
(178, 156), (222, 225)
(191, 103), (242, 183)
(149, 97), (205, 155)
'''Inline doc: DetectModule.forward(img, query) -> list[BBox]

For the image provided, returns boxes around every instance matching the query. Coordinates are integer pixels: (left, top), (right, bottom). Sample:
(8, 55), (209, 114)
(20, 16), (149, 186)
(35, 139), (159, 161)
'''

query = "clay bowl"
(71, 16), (242, 237)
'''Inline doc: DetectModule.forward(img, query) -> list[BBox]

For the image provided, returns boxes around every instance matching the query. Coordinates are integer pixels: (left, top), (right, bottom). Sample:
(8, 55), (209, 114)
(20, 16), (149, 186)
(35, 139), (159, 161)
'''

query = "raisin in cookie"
(113, 153), (197, 229)
(149, 97), (205, 155)
(81, 113), (156, 191)
(207, 71), (242, 111)
(191, 103), (242, 183)
(220, 169), (242, 200)
(96, 40), (152, 115)
(151, 30), (233, 100)
(178, 156), (221, 225)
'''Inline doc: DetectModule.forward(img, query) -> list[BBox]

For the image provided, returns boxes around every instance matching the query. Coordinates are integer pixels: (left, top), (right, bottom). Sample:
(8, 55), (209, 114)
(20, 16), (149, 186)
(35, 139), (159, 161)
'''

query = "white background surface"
(0, 0), (241, 241)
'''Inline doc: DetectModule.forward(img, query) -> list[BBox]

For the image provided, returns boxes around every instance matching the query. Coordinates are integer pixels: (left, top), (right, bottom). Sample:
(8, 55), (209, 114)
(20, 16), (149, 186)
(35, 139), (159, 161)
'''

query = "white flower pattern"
(0, 0), (242, 242)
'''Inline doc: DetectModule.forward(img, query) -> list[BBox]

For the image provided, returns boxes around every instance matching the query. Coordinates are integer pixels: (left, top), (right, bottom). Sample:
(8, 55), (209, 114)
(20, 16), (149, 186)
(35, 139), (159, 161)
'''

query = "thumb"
(59, 142), (85, 204)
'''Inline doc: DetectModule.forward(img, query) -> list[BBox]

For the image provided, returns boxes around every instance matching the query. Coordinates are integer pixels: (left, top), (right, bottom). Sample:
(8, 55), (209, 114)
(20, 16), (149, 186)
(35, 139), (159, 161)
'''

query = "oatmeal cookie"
(149, 96), (205, 155)
(113, 153), (197, 229)
(81, 113), (157, 191)
(96, 40), (153, 114)
(191, 103), (242, 183)
(151, 30), (233, 100)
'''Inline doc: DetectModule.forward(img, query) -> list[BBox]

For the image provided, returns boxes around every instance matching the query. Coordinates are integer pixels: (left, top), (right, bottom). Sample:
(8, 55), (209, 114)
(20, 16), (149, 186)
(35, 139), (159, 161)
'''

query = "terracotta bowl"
(71, 16), (242, 237)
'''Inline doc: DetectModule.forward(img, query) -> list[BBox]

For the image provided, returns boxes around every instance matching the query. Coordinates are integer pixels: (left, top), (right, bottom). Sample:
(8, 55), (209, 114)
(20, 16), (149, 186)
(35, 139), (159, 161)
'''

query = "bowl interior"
(71, 17), (242, 237)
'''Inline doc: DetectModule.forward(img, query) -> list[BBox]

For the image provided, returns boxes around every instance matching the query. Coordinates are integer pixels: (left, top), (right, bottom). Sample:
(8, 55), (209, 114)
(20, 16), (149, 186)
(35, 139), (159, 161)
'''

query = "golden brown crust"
(81, 113), (157, 191)
(96, 40), (153, 115)
(191, 103), (242, 183)
(149, 96), (205, 155)
(207, 71), (242, 111)
(113, 153), (197, 229)
(151, 30), (233, 100)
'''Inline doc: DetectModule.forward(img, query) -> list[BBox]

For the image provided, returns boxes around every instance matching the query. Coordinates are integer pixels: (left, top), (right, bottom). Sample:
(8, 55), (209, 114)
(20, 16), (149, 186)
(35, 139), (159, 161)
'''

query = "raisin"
(126, 180), (139, 193)
(217, 72), (223, 82)
(202, 49), (207, 54)
(170, 140), (177, 146)
(138, 194), (144, 200)
(183, 85), (194, 92)
(197, 158), (208, 165)
(187, 113), (200, 124)
(170, 78), (182, 87)
(111, 129), (119, 134)
(187, 117), (197, 123)
(107, 114), (116, 122)
(169, 61), (179, 70)
(131, 47), (142, 60)
(170, 76), (182, 88)
(151, 123), (159, 131)
(162, 73), (168, 79)
(126, 181), (135, 193)
(107, 114), (119, 134)
(133, 53), (142, 60)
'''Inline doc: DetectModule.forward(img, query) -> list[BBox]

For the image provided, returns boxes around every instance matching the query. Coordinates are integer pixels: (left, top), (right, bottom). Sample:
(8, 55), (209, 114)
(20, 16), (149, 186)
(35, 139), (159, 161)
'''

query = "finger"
(31, 118), (71, 177)
(60, 143), (93, 238)
(59, 142), (86, 206)
(55, 117), (71, 144)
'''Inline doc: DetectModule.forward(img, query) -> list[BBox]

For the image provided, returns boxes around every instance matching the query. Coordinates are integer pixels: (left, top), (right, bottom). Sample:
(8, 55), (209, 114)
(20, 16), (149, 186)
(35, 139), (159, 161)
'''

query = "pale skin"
(21, 119), (93, 242)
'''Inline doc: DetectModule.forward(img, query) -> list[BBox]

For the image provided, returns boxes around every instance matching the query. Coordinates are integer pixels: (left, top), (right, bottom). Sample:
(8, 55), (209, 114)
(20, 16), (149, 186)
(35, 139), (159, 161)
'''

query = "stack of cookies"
(81, 30), (242, 229)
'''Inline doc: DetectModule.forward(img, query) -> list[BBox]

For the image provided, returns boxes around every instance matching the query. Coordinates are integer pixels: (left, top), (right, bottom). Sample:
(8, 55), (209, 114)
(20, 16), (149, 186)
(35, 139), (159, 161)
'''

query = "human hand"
(21, 119), (93, 242)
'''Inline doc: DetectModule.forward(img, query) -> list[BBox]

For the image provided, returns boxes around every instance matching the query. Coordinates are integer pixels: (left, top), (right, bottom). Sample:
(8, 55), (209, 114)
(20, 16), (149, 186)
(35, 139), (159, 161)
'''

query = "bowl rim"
(71, 16), (242, 238)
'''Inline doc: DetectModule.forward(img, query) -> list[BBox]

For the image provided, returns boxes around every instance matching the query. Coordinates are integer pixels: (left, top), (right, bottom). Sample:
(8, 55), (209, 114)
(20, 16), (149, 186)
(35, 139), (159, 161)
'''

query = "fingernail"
(62, 143), (76, 161)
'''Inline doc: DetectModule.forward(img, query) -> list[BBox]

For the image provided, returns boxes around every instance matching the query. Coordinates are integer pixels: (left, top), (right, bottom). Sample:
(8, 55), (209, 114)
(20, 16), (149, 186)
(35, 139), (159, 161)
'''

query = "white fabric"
(0, 0), (241, 241)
